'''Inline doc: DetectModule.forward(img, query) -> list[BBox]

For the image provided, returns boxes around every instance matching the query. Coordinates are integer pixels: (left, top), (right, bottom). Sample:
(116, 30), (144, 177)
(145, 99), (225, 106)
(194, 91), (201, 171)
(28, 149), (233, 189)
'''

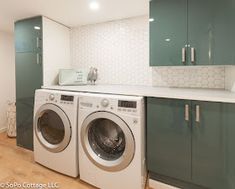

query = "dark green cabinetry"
(147, 98), (235, 189)
(150, 0), (187, 66)
(15, 17), (42, 53)
(15, 16), (43, 150)
(191, 101), (226, 188)
(150, 0), (235, 66)
(188, 0), (235, 65)
(147, 98), (191, 182)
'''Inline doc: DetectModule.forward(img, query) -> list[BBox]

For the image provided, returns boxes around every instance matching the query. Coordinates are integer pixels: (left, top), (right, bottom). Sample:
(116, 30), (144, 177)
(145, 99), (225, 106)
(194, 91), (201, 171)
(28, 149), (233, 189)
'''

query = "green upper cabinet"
(188, 0), (235, 65)
(150, 0), (235, 66)
(150, 0), (187, 66)
(15, 16), (42, 53)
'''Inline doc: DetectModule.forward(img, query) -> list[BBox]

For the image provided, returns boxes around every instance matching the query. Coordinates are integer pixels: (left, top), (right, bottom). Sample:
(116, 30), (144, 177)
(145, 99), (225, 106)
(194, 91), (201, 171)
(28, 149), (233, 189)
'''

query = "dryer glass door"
(81, 112), (135, 172)
(35, 104), (71, 153)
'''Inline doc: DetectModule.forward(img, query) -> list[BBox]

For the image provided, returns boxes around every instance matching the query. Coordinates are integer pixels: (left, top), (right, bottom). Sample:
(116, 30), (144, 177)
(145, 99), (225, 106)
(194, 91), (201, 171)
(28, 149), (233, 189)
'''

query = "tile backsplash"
(71, 16), (228, 89)
(152, 66), (225, 89)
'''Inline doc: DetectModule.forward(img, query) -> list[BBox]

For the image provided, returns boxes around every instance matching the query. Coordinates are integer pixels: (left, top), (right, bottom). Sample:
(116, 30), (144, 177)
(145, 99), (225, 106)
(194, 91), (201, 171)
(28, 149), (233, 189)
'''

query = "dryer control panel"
(46, 93), (74, 105)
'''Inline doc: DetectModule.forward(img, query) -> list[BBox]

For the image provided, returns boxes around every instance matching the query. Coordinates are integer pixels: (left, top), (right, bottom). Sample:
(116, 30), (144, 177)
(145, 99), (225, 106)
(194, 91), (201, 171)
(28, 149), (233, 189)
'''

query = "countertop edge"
(42, 85), (235, 104)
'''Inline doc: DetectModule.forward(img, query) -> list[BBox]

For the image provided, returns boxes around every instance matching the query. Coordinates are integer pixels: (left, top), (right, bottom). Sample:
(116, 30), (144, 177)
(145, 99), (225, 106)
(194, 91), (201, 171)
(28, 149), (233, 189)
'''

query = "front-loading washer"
(34, 89), (80, 177)
(78, 93), (147, 189)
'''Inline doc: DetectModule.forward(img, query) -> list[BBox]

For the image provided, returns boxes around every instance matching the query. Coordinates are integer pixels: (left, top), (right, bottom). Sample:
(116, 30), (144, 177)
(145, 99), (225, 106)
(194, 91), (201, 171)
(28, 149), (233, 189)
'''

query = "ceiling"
(0, 0), (148, 33)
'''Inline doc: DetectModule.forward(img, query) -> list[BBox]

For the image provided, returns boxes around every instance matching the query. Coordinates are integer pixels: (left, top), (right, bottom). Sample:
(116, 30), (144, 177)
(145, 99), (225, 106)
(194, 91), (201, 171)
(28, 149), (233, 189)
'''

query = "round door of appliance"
(35, 104), (71, 153)
(81, 111), (135, 172)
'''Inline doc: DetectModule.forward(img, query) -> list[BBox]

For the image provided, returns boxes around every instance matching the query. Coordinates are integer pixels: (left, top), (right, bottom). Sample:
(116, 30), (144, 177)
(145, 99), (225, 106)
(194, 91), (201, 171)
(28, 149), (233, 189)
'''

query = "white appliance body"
(78, 93), (146, 189)
(34, 89), (80, 177)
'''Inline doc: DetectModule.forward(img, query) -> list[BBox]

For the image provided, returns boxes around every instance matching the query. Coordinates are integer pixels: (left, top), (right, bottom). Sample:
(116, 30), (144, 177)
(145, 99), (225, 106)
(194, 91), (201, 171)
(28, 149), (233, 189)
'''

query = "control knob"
(49, 94), (55, 101)
(101, 99), (109, 107)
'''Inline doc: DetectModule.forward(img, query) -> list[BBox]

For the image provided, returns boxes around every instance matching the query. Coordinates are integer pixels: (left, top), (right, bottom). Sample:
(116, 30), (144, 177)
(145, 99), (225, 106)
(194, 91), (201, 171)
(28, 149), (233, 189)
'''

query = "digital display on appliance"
(118, 100), (137, 108)
(61, 95), (74, 102)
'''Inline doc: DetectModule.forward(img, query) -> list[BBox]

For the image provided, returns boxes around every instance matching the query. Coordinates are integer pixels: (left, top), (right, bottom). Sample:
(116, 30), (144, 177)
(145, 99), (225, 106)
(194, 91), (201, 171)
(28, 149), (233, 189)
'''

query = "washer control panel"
(79, 96), (140, 115)
(117, 100), (137, 113)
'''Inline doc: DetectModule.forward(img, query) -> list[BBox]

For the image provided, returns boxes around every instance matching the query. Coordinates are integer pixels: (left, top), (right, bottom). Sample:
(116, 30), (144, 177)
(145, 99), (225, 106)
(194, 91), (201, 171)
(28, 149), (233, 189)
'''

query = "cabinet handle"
(195, 105), (200, 123)
(185, 104), (189, 121)
(182, 47), (186, 64)
(36, 37), (41, 49)
(36, 53), (40, 64)
(191, 47), (196, 64)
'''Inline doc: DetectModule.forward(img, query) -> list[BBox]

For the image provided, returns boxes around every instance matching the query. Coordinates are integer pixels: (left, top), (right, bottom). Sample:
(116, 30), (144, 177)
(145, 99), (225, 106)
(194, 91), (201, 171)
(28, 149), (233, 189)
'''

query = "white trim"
(0, 127), (7, 133)
(149, 179), (180, 189)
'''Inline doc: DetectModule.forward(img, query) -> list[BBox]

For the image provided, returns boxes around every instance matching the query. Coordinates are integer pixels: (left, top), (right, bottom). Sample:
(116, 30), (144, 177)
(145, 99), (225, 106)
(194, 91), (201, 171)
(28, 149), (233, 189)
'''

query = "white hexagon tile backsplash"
(71, 16), (226, 89)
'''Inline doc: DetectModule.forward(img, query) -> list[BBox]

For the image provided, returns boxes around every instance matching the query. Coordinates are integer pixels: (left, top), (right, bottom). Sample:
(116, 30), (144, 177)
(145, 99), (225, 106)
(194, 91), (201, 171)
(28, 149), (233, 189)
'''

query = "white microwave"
(59, 69), (87, 86)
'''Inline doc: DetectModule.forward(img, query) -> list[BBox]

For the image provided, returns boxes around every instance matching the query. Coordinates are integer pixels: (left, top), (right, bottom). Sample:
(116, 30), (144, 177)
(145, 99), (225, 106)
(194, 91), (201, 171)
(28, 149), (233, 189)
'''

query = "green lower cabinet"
(224, 104), (235, 189)
(191, 101), (227, 189)
(147, 98), (191, 182)
(15, 52), (43, 150)
(147, 98), (235, 189)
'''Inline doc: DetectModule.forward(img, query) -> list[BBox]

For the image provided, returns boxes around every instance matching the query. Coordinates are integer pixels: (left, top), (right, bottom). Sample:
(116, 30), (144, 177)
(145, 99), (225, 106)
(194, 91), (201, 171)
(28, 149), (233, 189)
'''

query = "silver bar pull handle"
(182, 47), (186, 64)
(36, 53), (40, 64)
(36, 37), (41, 49)
(191, 47), (195, 64)
(36, 37), (39, 48)
(185, 104), (189, 121)
(196, 105), (200, 123)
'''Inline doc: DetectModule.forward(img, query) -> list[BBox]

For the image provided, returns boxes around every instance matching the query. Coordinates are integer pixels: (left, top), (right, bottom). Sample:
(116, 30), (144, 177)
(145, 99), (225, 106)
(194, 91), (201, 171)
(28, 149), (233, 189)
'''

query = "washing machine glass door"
(35, 104), (71, 153)
(81, 111), (135, 172)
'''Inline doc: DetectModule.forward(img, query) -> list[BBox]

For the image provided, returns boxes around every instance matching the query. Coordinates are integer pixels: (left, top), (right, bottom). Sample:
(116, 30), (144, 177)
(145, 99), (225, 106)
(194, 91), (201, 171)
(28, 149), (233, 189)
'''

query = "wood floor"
(0, 133), (150, 189)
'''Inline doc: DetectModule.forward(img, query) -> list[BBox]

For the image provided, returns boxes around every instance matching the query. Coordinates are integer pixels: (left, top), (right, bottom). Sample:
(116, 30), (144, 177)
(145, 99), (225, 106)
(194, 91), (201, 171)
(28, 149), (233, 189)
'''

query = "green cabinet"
(191, 101), (226, 188)
(147, 98), (191, 182)
(15, 16), (42, 53)
(150, 0), (235, 66)
(150, 0), (187, 66)
(147, 98), (234, 189)
(15, 17), (43, 150)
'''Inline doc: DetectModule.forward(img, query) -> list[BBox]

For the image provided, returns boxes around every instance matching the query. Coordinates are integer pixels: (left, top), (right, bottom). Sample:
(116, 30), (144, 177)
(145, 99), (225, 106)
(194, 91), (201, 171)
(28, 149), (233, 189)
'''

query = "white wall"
(71, 16), (226, 89)
(0, 31), (15, 131)
(43, 17), (71, 86)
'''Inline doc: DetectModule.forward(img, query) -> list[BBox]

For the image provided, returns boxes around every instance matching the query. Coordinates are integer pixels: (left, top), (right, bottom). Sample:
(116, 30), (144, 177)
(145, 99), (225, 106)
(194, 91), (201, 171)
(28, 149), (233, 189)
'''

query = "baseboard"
(0, 127), (7, 133)
(149, 179), (180, 189)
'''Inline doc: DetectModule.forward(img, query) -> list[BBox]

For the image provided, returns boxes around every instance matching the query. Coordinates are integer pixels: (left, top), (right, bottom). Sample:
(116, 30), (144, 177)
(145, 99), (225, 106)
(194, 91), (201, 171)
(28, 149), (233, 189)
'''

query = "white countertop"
(42, 85), (235, 103)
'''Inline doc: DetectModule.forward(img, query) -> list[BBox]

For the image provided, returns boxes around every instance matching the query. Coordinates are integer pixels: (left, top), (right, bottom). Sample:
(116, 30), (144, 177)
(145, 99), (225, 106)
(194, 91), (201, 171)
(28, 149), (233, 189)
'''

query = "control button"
(101, 99), (109, 107)
(133, 119), (138, 124)
(49, 94), (55, 101)
(110, 106), (114, 110)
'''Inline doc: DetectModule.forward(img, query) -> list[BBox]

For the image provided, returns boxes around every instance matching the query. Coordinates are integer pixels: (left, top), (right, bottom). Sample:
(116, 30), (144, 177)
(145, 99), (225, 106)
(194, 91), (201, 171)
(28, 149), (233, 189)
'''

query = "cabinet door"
(15, 52), (43, 150)
(147, 98), (191, 182)
(188, 0), (235, 65)
(15, 16), (42, 53)
(192, 101), (227, 188)
(224, 103), (235, 189)
(150, 0), (188, 66)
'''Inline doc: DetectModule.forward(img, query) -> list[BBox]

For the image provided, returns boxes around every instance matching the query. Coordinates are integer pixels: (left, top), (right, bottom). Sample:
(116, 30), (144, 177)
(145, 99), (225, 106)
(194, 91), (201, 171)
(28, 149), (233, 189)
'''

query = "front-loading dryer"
(78, 93), (147, 189)
(34, 89), (80, 177)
